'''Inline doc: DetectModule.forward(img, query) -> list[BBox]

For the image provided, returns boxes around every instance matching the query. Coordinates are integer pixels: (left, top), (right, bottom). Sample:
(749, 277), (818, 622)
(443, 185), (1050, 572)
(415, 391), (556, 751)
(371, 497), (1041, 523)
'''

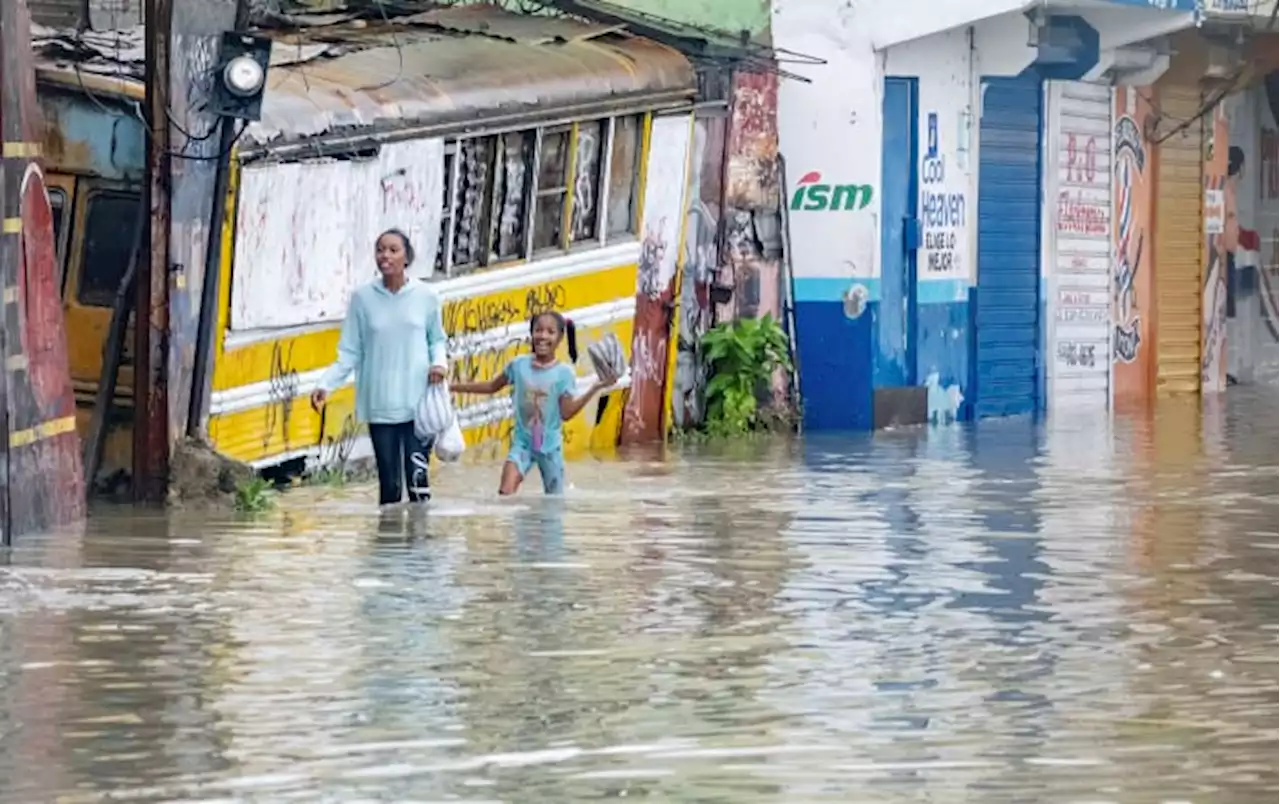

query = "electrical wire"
(133, 101), (249, 162)
(64, 20), (250, 163)
(1147, 2), (1278, 145)
(354, 0), (405, 93)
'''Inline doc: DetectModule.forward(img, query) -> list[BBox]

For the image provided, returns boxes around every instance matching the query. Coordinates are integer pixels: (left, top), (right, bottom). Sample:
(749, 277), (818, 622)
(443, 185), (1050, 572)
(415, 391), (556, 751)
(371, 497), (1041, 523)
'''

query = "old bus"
(36, 5), (699, 486)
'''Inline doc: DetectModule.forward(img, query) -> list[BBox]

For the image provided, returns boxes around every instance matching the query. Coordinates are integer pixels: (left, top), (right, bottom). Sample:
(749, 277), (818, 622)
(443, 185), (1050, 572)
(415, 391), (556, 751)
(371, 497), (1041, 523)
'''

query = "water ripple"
(0, 389), (1275, 802)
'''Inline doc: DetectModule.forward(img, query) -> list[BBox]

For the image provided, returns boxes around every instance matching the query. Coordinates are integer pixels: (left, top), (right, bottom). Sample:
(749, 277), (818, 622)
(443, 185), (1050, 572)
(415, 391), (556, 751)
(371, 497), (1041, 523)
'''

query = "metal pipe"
(187, 118), (233, 440)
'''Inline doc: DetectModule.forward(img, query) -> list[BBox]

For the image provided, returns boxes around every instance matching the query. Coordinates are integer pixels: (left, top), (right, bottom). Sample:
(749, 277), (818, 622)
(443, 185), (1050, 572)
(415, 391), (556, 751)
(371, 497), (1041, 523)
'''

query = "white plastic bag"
(434, 418), (466, 463)
(414, 378), (456, 441)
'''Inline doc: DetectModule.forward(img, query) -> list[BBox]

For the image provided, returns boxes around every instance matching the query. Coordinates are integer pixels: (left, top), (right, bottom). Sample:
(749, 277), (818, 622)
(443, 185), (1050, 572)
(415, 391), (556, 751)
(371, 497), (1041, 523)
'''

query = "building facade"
(776, 0), (1277, 431)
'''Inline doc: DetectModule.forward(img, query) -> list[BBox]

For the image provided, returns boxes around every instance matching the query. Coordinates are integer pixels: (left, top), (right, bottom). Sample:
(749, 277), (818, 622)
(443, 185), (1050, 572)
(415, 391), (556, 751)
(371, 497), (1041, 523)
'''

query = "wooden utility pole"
(137, 0), (173, 503)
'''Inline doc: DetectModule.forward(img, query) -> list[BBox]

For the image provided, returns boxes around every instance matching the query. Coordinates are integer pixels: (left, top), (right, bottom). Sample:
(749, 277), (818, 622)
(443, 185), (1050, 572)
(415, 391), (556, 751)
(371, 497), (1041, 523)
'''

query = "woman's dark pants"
(368, 421), (432, 505)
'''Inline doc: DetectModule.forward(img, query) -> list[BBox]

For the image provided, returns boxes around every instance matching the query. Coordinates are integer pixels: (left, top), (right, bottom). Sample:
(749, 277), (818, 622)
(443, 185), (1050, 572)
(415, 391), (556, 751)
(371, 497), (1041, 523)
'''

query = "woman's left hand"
(428, 366), (447, 384)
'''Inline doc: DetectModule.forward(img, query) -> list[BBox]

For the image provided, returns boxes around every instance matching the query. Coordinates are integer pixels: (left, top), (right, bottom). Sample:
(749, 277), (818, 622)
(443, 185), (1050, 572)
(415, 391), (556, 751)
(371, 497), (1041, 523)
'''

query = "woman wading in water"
(311, 229), (448, 504)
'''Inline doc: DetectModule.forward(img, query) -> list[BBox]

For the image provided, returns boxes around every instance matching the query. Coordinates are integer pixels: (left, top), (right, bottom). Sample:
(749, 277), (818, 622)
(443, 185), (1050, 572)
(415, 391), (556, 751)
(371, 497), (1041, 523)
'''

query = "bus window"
(48, 187), (67, 291)
(532, 126), (570, 252)
(49, 188), (65, 251)
(569, 119), (606, 244)
(606, 114), (643, 239)
(78, 192), (140, 308)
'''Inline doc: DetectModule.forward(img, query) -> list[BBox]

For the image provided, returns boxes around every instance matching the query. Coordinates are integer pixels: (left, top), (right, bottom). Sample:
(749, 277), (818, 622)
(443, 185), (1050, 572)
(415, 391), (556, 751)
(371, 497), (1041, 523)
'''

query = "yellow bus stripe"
(2, 142), (41, 158)
(10, 415), (77, 448)
(209, 317), (634, 466)
(212, 262), (638, 392)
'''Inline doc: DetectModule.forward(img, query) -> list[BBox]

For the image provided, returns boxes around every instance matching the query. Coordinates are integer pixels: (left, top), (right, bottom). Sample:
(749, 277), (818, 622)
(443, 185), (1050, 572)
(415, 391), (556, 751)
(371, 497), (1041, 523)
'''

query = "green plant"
(702, 313), (792, 438)
(305, 465), (347, 488)
(233, 476), (276, 514)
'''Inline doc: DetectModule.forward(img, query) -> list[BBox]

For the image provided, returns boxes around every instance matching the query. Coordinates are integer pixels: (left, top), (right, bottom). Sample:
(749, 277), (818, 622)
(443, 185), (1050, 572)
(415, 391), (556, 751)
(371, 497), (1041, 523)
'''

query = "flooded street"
(1, 387), (1276, 803)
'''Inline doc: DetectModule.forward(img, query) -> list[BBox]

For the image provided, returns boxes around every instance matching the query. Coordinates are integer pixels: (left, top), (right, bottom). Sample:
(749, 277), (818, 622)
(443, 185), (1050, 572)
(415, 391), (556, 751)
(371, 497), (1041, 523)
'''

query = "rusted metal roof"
(29, 5), (697, 150)
(246, 4), (696, 147)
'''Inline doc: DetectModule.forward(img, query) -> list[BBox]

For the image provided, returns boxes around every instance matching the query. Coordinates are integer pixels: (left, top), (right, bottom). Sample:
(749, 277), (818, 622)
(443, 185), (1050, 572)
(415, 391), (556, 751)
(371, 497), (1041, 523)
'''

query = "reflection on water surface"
(1, 388), (1276, 802)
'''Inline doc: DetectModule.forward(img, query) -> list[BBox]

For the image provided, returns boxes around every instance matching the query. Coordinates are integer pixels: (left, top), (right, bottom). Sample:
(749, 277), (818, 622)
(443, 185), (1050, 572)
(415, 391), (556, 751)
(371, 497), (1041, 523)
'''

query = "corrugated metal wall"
(1045, 80), (1113, 411)
(974, 75), (1043, 419)
(1154, 85), (1204, 394)
(29, 0), (81, 27)
(30, 0), (143, 29)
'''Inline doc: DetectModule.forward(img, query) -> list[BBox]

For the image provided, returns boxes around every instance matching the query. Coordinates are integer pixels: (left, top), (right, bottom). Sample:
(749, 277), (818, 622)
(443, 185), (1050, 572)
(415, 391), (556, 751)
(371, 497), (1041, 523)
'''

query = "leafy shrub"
(701, 314), (792, 438)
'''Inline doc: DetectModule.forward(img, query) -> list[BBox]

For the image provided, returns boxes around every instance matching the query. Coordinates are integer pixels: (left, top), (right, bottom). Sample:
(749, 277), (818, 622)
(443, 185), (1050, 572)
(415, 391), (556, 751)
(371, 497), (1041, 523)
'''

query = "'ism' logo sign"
(790, 171), (874, 212)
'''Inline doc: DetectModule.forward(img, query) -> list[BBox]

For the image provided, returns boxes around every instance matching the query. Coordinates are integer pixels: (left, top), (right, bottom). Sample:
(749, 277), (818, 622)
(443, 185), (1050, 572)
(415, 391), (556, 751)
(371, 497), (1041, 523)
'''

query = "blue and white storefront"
(776, 0), (1198, 431)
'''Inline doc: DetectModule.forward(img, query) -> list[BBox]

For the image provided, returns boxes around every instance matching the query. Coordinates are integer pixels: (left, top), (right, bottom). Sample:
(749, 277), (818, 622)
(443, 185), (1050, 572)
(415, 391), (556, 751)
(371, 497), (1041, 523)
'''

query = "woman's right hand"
(310, 388), (328, 411)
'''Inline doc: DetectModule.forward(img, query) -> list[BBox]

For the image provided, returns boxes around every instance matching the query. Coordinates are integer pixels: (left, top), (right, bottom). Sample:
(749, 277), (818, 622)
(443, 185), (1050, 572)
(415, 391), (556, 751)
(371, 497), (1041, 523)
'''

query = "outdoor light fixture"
(209, 31), (273, 122)
(223, 54), (265, 98)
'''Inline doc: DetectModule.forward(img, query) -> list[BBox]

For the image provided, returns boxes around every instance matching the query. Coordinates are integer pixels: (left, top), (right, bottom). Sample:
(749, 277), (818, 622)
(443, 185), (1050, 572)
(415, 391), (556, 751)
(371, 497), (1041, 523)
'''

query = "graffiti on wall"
(920, 112), (966, 278)
(167, 26), (225, 444)
(672, 117), (725, 430)
(1112, 87), (1157, 404)
(1113, 118), (1144, 363)
(623, 115), (691, 444)
(721, 71), (783, 331)
(1202, 104), (1231, 392)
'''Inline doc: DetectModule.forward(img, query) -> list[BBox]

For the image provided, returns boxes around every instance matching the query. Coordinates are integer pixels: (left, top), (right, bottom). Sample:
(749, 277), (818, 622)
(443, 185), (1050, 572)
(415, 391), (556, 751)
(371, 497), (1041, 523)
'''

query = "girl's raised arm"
(559, 367), (612, 422)
(452, 374), (509, 396)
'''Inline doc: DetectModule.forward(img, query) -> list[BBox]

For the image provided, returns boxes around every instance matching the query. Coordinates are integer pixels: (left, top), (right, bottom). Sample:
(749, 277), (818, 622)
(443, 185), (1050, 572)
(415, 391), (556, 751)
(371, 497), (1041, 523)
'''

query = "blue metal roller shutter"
(974, 75), (1043, 418)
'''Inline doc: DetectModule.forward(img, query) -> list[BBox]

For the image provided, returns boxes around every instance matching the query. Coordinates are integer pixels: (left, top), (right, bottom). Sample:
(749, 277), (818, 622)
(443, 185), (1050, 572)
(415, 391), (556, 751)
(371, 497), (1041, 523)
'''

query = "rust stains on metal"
(1, 0), (87, 543)
(34, 67), (145, 101)
(246, 5), (696, 147)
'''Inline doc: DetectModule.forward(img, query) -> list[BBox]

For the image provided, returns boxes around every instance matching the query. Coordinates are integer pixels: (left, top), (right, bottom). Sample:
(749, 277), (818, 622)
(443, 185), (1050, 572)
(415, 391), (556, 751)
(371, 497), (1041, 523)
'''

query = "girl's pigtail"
(564, 317), (578, 363)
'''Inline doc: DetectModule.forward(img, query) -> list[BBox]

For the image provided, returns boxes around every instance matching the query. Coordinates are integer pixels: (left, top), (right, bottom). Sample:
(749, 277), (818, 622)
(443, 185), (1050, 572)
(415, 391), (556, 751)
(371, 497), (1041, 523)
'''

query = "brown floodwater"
(0, 386), (1276, 803)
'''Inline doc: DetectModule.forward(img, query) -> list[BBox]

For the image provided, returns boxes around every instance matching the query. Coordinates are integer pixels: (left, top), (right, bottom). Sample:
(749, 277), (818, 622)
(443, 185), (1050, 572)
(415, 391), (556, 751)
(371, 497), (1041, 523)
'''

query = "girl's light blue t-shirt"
(504, 355), (576, 454)
(319, 279), (448, 425)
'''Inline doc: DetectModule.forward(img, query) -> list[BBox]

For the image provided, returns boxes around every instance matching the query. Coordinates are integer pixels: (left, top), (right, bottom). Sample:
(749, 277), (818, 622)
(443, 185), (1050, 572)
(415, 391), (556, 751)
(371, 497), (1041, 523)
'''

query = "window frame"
(434, 112), (651, 279)
(74, 188), (143, 309)
(47, 186), (70, 292)
(567, 118), (609, 247)
(530, 124), (573, 256)
(42, 172), (77, 296)
(603, 112), (647, 243)
(435, 142), (457, 278)
(487, 129), (536, 265)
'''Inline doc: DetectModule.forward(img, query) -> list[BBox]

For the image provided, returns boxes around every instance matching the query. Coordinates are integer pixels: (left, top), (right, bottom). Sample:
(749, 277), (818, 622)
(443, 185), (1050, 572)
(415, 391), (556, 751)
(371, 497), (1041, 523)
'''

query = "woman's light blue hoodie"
(318, 279), (448, 424)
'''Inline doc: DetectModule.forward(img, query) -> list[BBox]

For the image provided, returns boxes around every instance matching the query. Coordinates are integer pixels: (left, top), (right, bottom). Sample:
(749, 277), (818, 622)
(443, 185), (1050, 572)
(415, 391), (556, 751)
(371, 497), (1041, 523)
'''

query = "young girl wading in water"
(452, 312), (616, 495)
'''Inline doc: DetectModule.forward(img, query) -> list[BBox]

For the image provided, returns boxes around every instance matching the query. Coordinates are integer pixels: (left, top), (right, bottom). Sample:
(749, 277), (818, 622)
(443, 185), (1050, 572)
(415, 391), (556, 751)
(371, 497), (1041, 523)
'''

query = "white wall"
(774, 2), (1039, 295)
(231, 138), (445, 331)
(867, 0), (1024, 49)
(885, 28), (979, 294)
(774, 0), (882, 287)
